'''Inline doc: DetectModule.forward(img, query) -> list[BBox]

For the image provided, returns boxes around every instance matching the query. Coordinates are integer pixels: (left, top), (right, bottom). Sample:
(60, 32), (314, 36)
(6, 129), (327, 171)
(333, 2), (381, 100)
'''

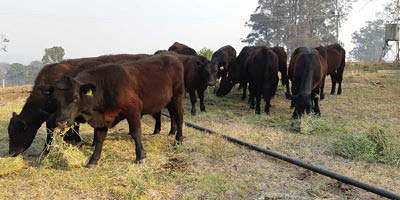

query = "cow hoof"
(200, 107), (206, 112)
(86, 163), (97, 168)
(134, 159), (143, 164)
(152, 131), (160, 135)
(191, 111), (196, 116)
(255, 110), (261, 115)
(265, 111), (270, 115)
(168, 130), (176, 135)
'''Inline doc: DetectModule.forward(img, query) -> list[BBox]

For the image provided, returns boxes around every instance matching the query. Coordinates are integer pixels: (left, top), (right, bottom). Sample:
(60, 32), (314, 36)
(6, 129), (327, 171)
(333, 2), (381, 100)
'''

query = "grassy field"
(0, 63), (399, 199)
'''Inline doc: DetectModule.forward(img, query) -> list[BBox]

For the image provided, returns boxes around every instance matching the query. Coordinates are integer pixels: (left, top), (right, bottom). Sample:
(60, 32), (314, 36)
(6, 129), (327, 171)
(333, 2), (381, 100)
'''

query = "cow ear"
(37, 85), (54, 96)
(80, 83), (96, 97)
(12, 112), (18, 118)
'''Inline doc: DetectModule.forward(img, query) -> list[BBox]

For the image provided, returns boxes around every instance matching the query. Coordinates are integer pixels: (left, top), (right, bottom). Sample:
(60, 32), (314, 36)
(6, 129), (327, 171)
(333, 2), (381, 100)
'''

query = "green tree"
(42, 46), (65, 64)
(198, 47), (213, 60)
(243, 0), (356, 55)
(349, 19), (385, 61)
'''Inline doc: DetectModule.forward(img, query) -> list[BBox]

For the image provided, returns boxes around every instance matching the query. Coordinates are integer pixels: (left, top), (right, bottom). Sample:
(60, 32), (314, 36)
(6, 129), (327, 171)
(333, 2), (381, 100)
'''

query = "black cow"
(245, 47), (279, 114)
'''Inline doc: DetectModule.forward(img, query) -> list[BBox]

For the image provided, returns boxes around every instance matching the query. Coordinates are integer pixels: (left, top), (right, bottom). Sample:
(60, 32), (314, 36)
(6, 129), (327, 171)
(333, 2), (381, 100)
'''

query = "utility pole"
(336, 0), (339, 43)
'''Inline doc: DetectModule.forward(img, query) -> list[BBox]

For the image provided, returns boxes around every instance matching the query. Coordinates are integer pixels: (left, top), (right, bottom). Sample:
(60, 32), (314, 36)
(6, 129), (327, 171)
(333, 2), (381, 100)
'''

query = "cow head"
(8, 112), (33, 156)
(8, 91), (53, 156)
(50, 76), (96, 129)
(196, 56), (217, 86)
(291, 93), (313, 119)
(216, 77), (235, 97)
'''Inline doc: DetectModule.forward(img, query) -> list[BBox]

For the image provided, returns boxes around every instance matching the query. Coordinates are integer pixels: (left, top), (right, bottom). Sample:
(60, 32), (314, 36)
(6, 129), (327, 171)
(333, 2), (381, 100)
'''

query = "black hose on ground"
(161, 112), (400, 199)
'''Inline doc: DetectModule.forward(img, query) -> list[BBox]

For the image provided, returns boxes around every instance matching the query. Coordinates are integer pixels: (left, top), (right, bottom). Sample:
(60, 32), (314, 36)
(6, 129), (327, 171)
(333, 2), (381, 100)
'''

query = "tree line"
(243, 0), (400, 62)
(0, 46), (65, 87)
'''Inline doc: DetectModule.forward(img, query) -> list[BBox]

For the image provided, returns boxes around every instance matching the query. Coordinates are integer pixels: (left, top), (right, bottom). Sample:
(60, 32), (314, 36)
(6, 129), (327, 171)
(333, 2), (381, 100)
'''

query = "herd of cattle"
(7, 42), (346, 167)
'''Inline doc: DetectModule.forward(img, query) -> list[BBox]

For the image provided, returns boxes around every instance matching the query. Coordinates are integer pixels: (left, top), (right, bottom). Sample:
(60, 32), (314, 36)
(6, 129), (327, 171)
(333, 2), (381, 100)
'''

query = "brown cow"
(325, 43), (346, 95)
(8, 54), (150, 156)
(288, 48), (327, 119)
(49, 54), (185, 167)
(210, 45), (236, 80)
(168, 42), (198, 56)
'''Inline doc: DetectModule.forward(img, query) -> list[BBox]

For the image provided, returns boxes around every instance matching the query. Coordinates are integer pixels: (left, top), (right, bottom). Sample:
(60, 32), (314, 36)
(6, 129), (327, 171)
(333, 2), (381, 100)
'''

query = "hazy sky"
(0, 0), (392, 64)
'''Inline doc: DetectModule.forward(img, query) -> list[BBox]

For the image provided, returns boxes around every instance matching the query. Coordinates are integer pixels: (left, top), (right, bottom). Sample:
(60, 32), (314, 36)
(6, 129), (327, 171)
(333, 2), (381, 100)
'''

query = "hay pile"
(0, 156), (25, 176)
(40, 129), (87, 169)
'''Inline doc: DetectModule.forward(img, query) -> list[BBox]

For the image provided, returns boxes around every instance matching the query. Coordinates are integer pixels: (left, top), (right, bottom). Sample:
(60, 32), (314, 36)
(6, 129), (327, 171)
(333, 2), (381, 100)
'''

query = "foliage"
(349, 19), (385, 61)
(4, 61), (43, 87)
(243, 0), (356, 55)
(198, 47), (213, 60)
(42, 46), (65, 64)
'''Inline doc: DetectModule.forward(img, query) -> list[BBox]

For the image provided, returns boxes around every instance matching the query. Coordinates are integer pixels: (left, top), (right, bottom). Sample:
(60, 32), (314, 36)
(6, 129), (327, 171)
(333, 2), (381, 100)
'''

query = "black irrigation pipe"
(161, 112), (400, 200)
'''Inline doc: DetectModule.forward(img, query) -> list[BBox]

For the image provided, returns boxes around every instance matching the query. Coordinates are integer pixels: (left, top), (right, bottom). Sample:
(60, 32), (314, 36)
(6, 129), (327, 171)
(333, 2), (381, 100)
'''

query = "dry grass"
(0, 63), (399, 199)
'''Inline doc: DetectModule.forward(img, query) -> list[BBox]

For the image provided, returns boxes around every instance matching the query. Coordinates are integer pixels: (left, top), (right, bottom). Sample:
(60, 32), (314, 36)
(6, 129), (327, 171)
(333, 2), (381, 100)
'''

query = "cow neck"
(18, 95), (47, 126)
(299, 65), (314, 96)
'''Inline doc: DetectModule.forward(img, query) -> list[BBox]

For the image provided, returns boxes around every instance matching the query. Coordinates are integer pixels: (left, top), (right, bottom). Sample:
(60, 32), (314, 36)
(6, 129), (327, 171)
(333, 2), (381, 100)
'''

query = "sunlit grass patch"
(38, 132), (86, 170)
(0, 155), (25, 176)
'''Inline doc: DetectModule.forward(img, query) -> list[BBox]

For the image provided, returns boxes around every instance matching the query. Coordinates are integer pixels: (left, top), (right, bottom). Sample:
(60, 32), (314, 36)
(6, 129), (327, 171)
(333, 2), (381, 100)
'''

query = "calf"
(289, 48), (327, 119)
(210, 45), (236, 80)
(50, 55), (185, 167)
(168, 42), (198, 56)
(8, 54), (150, 156)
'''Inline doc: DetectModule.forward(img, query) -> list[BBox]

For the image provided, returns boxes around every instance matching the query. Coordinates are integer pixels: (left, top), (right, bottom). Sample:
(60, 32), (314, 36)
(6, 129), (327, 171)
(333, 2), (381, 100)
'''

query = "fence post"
(2, 79), (4, 88)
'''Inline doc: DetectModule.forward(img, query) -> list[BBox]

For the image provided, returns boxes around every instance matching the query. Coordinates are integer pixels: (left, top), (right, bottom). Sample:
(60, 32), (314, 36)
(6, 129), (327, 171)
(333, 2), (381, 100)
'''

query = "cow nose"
(57, 121), (68, 128)
(208, 81), (216, 86)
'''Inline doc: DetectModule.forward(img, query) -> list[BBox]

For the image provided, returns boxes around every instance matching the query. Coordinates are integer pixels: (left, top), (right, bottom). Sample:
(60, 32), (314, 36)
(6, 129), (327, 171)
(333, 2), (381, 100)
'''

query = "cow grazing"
(8, 54), (150, 157)
(216, 46), (288, 101)
(245, 47), (279, 114)
(216, 46), (258, 99)
(325, 43), (346, 95)
(48, 54), (185, 167)
(156, 51), (217, 115)
(288, 48), (327, 119)
(210, 45), (236, 80)
(168, 42), (198, 56)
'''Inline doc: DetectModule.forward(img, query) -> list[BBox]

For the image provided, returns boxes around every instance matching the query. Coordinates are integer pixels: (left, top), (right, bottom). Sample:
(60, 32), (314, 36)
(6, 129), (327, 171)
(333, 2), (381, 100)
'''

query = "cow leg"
(87, 127), (108, 168)
(167, 107), (177, 135)
(330, 73), (337, 95)
(63, 123), (81, 144)
(189, 90), (197, 116)
(337, 67), (344, 95)
(292, 108), (300, 119)
(312, 89), (321, 116)
(167, 98), (184, 144)
(197, 88), (206, 112)
(255, 89), (262, 115)
(241, 82), (247, 100)
(44, 115), (57, 154)
(320, 75), (326, 100)
(152, 112), (161, 135)
(127, 113), (146, 163)
(249, 83), (256, 109)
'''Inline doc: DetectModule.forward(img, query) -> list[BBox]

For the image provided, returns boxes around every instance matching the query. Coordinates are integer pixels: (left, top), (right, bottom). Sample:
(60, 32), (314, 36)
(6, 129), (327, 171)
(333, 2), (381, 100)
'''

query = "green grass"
(0, 64), (399, 199)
